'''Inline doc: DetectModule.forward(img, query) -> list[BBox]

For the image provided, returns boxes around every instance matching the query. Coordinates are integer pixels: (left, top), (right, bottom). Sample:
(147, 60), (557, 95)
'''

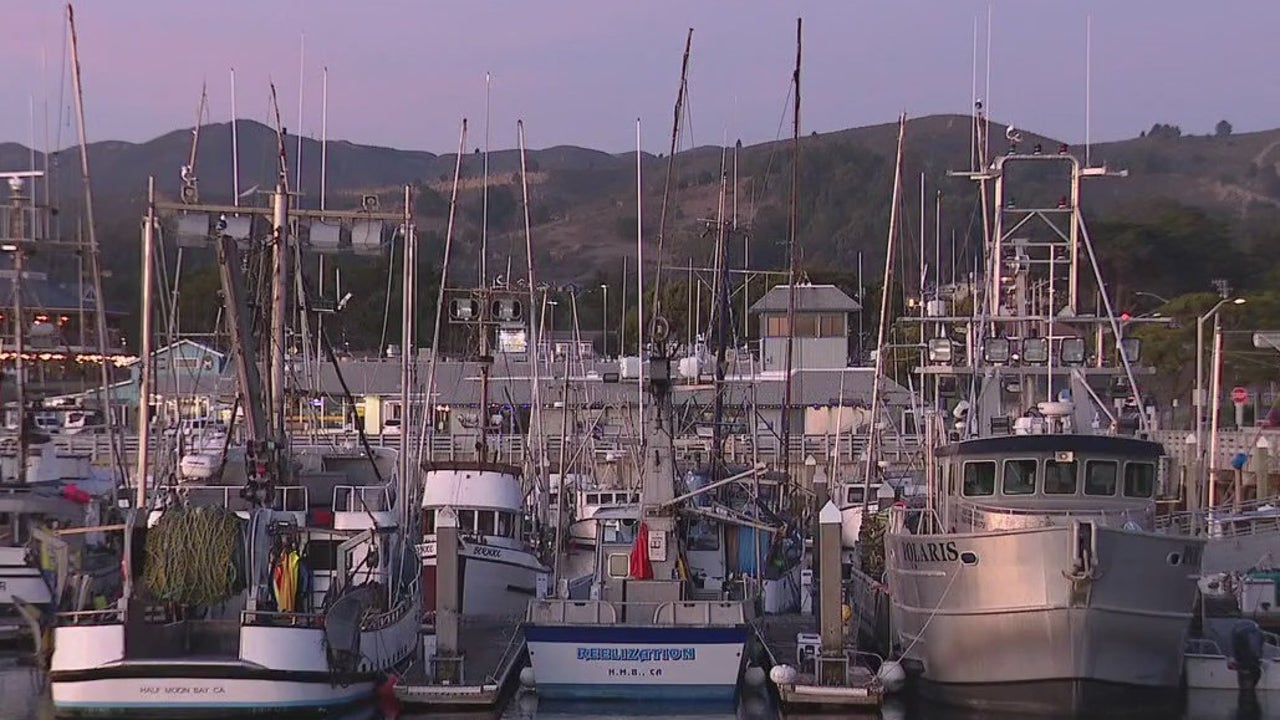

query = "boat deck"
(754, 613), (882, 711)
(395, 615), (526, 710)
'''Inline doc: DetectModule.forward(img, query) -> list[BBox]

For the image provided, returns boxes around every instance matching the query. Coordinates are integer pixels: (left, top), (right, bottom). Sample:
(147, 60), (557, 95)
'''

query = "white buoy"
(769, 664), (798, 685)
(881, 696), (907, 720)
(877, 659), (906, 693)
(743, 665), (766, 687)
(519, 666), (536, 688)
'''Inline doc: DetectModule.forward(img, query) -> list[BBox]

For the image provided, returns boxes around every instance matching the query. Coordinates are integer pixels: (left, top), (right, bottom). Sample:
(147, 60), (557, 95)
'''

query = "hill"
(4, 114), (1280, 341)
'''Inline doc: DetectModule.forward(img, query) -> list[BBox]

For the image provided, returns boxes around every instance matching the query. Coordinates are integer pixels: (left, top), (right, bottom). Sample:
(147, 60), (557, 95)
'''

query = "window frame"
(962, 460), (997, 497)
(1002, 458), (1039, 496)
(1084, 460), (1118, 497)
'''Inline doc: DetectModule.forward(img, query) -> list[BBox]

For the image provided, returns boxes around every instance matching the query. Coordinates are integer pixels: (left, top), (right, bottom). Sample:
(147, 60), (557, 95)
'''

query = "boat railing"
(56, 607), (124, 625)
(1157, 495), (1280, 537)
(332, 485), (393, 514)
(950, 499), (1153, 532)
(240, 609), (327, 628)
(1185, 638), (1223, 656)
(486, 620), (527, 685)
(526, 598), (744, 626)
(177, 484), (310, 513)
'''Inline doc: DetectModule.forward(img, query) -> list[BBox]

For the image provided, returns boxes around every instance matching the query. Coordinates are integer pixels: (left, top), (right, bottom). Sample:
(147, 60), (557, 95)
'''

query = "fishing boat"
(523, 353), (755, 702)
(47, 109), (421, 715)
(878, 128), (1205, 713)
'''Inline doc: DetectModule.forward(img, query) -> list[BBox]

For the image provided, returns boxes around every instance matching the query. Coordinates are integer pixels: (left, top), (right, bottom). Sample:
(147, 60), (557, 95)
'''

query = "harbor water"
(2, 655), (1277, 720)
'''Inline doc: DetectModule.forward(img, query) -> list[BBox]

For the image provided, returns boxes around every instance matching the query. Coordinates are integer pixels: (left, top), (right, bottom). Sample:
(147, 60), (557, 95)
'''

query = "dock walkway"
(754, 612), (882, 711)
(395, 615), (526, 710)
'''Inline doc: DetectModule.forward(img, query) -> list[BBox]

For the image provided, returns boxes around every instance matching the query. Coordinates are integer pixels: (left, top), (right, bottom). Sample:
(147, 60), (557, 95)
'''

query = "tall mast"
(294, 33), (305, 194)
(4, 174), (36, 485)
(320, 67), (329, 210)
(711, 153), (730, 481)
(135, 178), (157, 506)
(269, 106), (291, 441)
(649, 29), (692, 340)
(861, 114), (907, 511)
(398, 185), (416, 527)
(68, 4), (123, 481)
(635, 118), (645, 426)
(779, 18), (801, 488)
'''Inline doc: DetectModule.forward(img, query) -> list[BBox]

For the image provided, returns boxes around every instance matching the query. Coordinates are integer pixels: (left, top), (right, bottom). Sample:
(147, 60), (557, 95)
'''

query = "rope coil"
(142, 505), (243, 605)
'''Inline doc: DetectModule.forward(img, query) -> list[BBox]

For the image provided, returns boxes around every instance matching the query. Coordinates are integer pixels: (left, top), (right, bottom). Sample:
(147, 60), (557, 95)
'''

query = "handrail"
(486, 623), (526, 685)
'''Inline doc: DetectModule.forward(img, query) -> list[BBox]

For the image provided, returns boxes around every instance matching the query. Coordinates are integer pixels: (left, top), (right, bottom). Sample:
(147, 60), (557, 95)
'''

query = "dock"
(394, 615), (527, 710)
(754, 613), (883, 712)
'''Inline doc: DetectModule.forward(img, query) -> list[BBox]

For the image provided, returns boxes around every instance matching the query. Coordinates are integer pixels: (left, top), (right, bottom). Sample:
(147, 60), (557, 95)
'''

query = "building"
(750, 283), (862, 372)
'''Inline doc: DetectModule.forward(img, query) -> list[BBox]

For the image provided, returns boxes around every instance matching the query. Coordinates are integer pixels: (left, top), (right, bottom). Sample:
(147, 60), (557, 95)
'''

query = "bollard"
(818, 500), (844, 686)
(436, 507), (461, 683)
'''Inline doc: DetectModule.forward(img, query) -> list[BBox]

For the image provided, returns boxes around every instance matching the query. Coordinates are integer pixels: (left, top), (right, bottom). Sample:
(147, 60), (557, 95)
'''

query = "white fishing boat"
(1186, 617), (1280, 691)
(419, 460), (550, 617)
(47, 115), (423, 715)
(523, 355), (754, 702)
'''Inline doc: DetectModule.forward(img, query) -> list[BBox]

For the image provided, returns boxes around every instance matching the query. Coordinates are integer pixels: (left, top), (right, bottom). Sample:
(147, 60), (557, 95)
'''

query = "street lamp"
(1195, 295), (1246, 506)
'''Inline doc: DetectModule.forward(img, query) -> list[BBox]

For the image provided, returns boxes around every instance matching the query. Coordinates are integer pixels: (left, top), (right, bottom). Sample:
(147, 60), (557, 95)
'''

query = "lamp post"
(600, 284), (609, 359)
(1196, 294), (1246, 508)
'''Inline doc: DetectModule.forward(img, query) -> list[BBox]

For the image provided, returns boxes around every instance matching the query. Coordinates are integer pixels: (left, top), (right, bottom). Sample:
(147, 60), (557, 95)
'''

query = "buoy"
(515, 691), (539, 717)
(742, 665), (766, 687)
(877, 659), (907, 693)
(881, 696), (907, 720)
(519, 665), (536, 688)
(841, 603), (853, 623)
(769, 664), (798, 686)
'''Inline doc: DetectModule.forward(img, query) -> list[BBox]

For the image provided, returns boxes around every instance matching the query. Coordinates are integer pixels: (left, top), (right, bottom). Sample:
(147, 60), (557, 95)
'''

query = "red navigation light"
(1059, 143), (1069, 154)
(1057, 196), (1069, 209)
(1120, 312), (1132, 322)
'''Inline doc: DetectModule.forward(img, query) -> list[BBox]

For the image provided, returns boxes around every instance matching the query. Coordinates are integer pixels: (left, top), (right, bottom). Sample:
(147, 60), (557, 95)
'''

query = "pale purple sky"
(2, 1), (1275, 154)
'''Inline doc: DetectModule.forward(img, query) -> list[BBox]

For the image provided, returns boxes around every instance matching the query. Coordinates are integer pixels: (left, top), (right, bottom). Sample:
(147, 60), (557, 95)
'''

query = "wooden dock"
(394, 615), (526, 711)
(753, 613), (883, 714)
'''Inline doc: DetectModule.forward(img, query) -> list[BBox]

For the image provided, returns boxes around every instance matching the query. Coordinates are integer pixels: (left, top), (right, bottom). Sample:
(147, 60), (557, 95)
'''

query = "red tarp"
(629, 521), (654, 579)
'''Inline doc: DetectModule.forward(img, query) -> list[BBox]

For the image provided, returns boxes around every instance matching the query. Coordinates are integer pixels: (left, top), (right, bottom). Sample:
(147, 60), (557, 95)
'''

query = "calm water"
(1, 657), (1275, 720)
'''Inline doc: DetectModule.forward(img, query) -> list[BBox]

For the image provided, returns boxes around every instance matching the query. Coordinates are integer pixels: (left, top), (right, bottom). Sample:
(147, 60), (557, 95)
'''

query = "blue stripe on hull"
(524, 624), (747, 644)
(535, 683), (736, 702)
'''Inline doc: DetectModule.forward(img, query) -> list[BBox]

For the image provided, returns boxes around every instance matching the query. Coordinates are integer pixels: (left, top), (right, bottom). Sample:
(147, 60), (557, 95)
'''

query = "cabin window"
(457, 509), (476, 534)
(423, 509), (436, 533)
(477, 510), (496, 536)
(496, 512), (514, 538)
(587, 493), (599, 505)
(608, 553), (630, 578)
(1002, 459), (1038, 496)
(1044, 460), (1078, 495)
(846, 486), (865, 505)
(1085, 461), (1118, 496)
(1124, 462), (1156, 498)
(962, 461), (996, 497)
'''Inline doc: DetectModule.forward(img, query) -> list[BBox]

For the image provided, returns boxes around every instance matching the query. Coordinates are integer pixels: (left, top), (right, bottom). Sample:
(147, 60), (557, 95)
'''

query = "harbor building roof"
(749, 284), (861, 314)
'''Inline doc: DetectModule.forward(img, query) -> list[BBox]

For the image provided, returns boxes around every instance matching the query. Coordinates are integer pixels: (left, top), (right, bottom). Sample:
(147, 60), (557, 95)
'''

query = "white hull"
(52, 675), (373, 716)
(0, 564), (51, 606)
(522, 624), (748, 701)
(422, 543), (547, 617)
(50, 599), (419, 717)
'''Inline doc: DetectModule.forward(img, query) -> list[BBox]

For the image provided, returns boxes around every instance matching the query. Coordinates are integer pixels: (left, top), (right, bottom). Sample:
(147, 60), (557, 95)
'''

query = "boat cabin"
(938, 433), (1162, 533)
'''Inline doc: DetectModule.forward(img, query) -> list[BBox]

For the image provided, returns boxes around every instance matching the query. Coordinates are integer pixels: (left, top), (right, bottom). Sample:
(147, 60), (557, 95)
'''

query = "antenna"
(970, 16), (978, 172)
(295, 32), (305, 196)
(984, 5), (993, 158)
(230, 68), (240, 206)
(1085, 14), (1093, 168)
(481, 71), (491, 288)
(321, 66), (328, 210)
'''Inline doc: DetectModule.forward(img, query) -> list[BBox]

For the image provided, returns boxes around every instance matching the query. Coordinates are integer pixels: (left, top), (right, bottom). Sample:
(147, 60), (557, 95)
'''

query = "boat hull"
(49, 600), (419, 718)
(886, 524), (1202, 713)
(421, 544), (547, 617)
(523, 624), (748, 701)
(50, 672), (374, 718)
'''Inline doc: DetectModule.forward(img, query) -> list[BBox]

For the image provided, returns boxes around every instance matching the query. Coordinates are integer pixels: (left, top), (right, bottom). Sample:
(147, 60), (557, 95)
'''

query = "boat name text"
(472, 546), (502, 559)
(902, 540), (961, 564)
(138, 685), (226, 696)
(577, 647), (696, 662)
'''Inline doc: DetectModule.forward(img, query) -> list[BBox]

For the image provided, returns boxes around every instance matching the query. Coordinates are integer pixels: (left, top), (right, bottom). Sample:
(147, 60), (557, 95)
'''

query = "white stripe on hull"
(52, 677), (373, 713)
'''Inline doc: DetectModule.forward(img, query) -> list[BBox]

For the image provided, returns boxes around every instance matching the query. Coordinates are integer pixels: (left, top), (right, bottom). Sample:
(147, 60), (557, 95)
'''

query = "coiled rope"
(143, 506), (243, 605)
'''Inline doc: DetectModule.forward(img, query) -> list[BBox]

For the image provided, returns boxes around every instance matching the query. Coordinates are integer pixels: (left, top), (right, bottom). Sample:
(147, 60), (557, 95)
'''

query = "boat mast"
(779, 18), (801, 493)
(268, 91), (291, 444)
(135, 179), (157, 507)
(711, 153), (730, 482)
(648, 29), (692, 340)
(398, 185), (416, 528)
(4, 174), (37, 485)
(860, 114), (907, 512)
(68, 3), (124, 480)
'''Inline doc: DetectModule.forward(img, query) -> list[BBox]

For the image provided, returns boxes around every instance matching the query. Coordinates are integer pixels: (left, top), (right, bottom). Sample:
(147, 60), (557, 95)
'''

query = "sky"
(2, 1), (1277, 155)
